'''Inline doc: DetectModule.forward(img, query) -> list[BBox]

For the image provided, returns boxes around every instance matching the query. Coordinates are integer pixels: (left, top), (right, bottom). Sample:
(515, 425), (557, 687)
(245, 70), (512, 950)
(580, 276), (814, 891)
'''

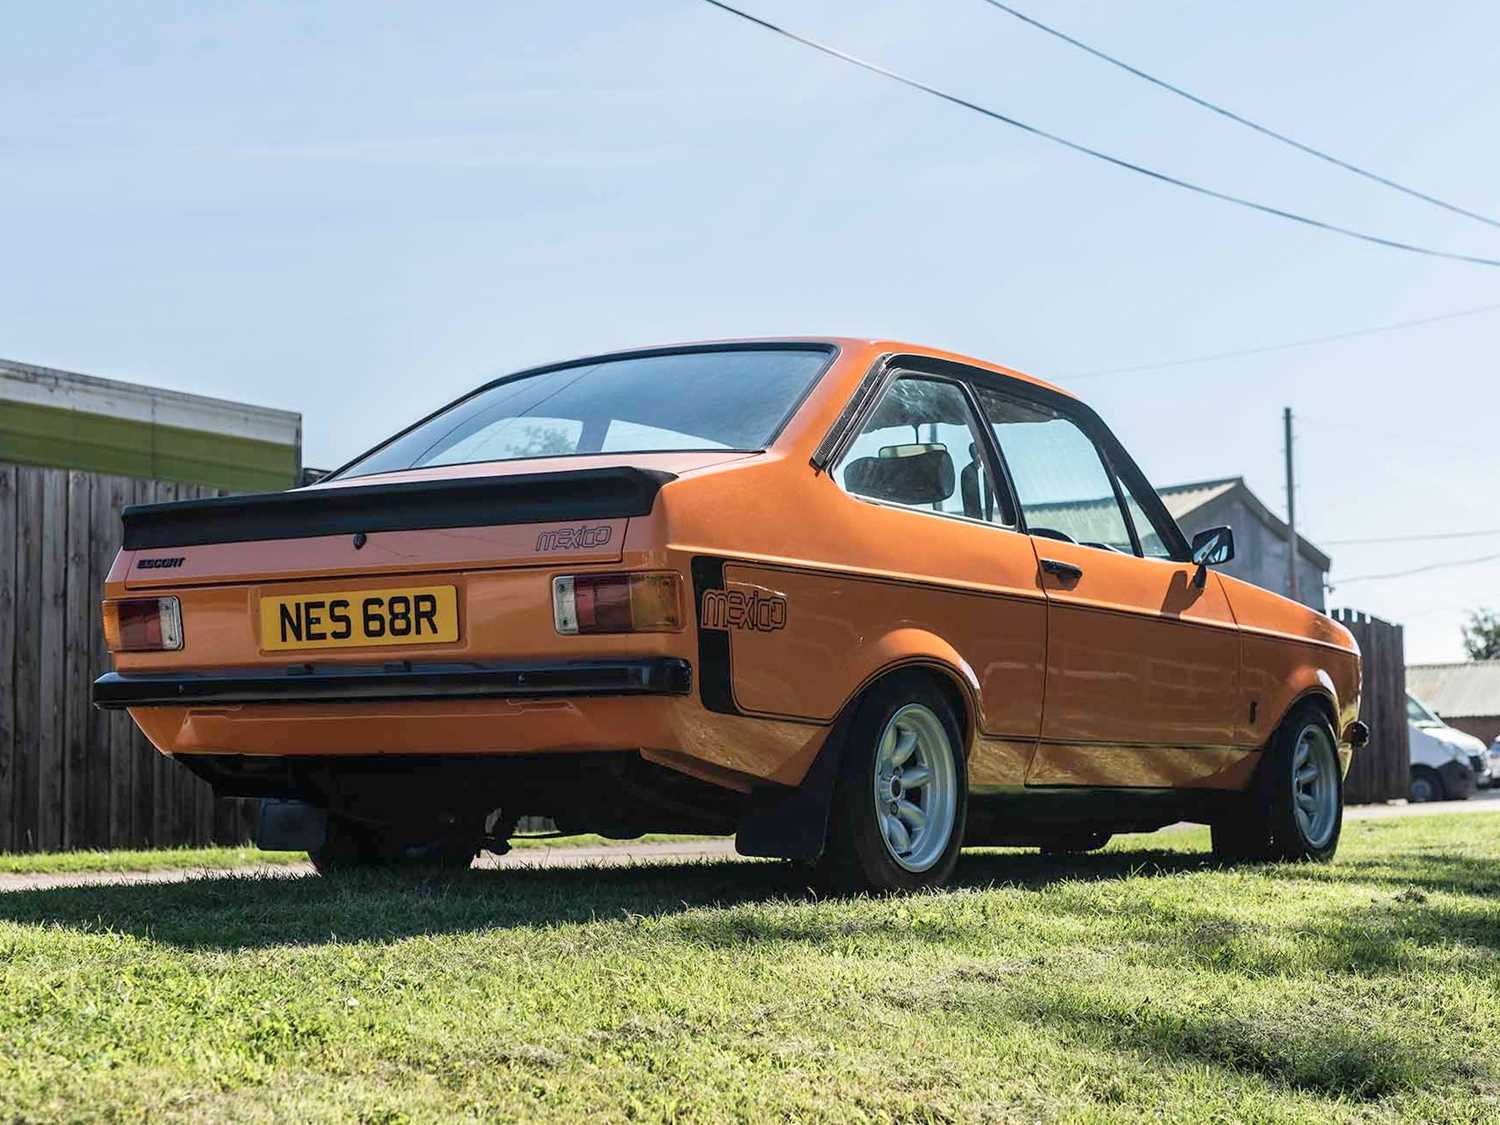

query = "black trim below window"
(120, 466), (674, 549)
(92, 658), (692, 708)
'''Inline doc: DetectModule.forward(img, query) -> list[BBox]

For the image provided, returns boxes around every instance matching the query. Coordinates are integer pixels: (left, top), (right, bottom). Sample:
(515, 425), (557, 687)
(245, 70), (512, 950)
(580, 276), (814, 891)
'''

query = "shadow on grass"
(1, 842), (1493, 962)
(998, 981), (1461, 1102)
(1272, 848), (1500, 897)
(0, 846), (1217, 952)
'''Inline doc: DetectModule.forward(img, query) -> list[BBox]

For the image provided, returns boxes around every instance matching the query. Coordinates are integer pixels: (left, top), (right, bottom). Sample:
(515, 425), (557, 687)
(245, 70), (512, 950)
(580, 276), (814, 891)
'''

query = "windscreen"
(337, 347), (833, 479)
(1406, 695), (1441, 725)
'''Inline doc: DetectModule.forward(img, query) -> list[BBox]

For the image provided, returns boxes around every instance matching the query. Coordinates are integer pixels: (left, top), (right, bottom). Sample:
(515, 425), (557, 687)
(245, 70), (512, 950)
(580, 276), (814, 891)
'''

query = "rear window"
(337, 347), (833, 479)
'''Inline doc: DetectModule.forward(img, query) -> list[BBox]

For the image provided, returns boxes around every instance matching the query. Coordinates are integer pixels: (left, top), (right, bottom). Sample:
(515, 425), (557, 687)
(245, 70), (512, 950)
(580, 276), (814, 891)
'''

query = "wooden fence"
(1331, 608), (1409, 805)
(0, 462), (255, 854)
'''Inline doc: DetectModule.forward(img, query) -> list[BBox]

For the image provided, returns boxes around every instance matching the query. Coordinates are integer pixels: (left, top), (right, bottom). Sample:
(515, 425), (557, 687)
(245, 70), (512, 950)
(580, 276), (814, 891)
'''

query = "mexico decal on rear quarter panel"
(701, 587), (787, 632)
(259, 585), (459, 652)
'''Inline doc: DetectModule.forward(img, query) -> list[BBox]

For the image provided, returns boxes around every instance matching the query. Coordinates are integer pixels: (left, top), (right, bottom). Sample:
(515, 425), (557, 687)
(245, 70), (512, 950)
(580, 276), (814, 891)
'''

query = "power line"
(1063, 299), (1500, 379)
(1324, 528), (1500, 546)
(1336, 551), (1500, 584)
(977, 0), (1500, 230)
(698, 0), (1500, 268)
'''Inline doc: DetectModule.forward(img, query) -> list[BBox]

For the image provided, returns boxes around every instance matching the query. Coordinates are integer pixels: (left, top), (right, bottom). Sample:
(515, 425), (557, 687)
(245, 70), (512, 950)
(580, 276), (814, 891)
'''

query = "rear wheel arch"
(734, 660), (975, 867)
(838, 651), (980, 759)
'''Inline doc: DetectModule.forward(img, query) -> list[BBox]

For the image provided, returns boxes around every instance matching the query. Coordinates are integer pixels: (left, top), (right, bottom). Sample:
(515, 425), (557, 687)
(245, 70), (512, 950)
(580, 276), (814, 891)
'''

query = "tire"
(1210, 813), (1272, 862)
(814, 672), (968, 894)
(1039, 832), (1112, 856)
(309, 815), (384, 876)
(1409, 767), (1445, 804)
(310, 816), (479, 876)
(1214, 703), (1342, 864)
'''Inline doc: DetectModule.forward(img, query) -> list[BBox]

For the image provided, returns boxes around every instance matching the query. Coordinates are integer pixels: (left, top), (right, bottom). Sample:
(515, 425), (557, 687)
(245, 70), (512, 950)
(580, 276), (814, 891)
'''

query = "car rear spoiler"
(121, 467), (675, 549)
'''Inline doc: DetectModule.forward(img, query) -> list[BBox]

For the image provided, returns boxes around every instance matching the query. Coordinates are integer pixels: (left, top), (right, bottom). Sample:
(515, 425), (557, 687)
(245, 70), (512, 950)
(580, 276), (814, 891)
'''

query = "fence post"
(1331, 608), (1409, 804)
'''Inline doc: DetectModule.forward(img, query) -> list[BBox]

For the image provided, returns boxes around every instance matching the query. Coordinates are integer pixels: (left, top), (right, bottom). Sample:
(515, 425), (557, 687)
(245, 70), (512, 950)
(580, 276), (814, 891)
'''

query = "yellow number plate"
(259, 585), (459, 652)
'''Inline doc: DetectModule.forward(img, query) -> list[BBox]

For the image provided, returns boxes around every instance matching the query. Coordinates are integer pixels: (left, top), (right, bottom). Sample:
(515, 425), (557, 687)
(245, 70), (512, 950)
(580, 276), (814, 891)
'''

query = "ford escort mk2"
(94, 339), (1364, 890)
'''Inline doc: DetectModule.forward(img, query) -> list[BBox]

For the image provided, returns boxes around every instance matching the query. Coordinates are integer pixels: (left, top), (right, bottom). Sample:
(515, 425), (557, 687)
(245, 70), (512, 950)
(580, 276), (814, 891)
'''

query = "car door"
(970, 383), (1245, 788)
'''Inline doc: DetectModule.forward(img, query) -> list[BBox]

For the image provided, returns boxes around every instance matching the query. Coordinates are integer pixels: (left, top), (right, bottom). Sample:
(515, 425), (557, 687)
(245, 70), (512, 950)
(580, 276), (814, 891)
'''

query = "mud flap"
(256, 799), (328, 852)
(734, 719), (850, 861)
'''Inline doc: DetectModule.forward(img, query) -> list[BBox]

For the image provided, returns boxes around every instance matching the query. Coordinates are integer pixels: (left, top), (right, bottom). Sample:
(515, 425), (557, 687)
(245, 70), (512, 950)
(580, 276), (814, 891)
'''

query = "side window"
(1117, 474), (1177, 559)
(973, 387), (1133, 553)
(836, 376), (1011, 525)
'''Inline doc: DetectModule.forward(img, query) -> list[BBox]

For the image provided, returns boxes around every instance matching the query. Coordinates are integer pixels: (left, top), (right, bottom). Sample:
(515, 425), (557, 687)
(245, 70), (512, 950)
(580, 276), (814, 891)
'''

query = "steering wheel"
(1029, 527), (1076, 545)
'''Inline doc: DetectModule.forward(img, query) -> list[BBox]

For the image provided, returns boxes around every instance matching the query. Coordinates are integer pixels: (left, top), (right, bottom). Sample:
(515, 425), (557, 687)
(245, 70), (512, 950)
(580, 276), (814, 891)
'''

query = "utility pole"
(1284, 406), (1300, 604)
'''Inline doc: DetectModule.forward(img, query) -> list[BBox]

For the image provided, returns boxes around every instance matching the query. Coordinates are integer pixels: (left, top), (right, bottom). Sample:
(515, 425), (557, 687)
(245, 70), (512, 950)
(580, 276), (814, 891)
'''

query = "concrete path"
(0, 838), (741, 894)
(3, 789), (1496, 894)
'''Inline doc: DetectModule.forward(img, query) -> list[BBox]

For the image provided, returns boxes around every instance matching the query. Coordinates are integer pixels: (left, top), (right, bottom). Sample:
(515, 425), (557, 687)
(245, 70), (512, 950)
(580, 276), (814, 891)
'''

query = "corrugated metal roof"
(1, 357), (302, 489)
(1022, 497), (1131, 546)
(0, 358), (300, 444)
(1405, 661), (1500, 718)
(1158, 475), (1330, 570)
(1158, 477), (1240, 521)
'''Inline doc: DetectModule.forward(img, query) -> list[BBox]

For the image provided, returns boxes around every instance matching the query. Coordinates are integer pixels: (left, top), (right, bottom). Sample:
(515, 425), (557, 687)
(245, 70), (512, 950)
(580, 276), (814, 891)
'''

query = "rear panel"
(109, 525), (687, 674)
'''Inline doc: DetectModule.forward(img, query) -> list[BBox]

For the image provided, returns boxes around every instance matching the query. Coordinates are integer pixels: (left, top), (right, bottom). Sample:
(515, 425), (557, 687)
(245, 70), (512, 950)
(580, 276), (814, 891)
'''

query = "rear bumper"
(92, 657), (693, 709)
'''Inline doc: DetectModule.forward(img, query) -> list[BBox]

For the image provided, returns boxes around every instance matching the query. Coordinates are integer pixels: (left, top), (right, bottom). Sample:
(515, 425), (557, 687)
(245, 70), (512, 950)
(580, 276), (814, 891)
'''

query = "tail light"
(553, 573), (682, 634)
(103, 598), (184, 652)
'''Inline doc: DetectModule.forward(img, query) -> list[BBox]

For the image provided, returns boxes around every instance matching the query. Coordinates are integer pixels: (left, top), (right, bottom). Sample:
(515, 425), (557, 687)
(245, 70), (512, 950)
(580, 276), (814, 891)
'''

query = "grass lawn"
(0, 834), (714, 877)
(1, 812), (1496, 1122)
(0, 845), (308, 876)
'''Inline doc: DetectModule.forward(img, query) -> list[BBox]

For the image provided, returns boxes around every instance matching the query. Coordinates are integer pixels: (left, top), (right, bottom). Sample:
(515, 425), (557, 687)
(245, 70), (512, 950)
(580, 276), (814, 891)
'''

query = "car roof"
(521, 336), (1078, 401)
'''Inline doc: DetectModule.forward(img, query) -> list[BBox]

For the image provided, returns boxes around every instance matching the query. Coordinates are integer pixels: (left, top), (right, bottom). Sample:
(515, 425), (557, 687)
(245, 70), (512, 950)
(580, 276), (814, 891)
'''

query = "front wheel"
(1213, 704), (1342, 863)
(1409, 766), (1445, 804)
(814, 674), (968, 894)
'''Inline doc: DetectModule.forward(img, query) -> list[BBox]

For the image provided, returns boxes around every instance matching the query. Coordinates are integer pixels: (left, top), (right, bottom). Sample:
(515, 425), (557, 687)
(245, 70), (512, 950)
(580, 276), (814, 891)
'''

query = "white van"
(1407, 693), (1489, 801)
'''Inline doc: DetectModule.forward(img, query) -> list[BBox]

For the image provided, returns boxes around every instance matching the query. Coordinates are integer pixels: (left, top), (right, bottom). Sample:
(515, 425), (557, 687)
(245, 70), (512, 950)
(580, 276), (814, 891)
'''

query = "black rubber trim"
(810, 352), (894, 469)
(120, 467), (675, 549)
(92, 657), (692, 708)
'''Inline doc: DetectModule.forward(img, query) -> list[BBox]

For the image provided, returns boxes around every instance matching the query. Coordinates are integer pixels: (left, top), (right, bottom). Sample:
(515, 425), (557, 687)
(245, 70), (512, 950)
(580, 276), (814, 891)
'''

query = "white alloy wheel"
(1291, 722), (1340, 849)
(871, 703), (959, 873)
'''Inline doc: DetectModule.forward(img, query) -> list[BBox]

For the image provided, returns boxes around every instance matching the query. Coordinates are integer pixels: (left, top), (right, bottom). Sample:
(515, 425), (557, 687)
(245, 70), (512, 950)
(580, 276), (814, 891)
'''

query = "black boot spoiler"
(121, 467), (674, 549)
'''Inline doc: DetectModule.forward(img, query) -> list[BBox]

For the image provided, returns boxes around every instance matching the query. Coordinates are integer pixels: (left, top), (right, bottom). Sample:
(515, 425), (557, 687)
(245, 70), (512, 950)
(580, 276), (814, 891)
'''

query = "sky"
(3, 0), (1498, 662)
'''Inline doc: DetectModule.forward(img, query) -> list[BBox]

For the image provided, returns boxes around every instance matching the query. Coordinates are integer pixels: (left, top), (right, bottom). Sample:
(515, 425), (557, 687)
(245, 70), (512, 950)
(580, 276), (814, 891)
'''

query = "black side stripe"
(690, 555), (742, 716)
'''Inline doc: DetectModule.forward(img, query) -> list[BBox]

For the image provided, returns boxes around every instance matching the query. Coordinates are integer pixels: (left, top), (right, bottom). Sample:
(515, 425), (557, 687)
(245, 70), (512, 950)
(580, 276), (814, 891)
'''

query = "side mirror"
(1191, 526), (1235, 567)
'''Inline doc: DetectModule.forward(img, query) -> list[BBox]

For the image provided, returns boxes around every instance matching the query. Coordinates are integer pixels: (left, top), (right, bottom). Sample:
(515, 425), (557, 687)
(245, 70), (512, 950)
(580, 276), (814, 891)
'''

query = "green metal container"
(0, 359), (301, 491)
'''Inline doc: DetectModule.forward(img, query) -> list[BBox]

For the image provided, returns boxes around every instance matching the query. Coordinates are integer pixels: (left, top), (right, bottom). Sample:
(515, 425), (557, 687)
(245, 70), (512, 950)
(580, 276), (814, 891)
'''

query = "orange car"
(94, 339), (1366, 890)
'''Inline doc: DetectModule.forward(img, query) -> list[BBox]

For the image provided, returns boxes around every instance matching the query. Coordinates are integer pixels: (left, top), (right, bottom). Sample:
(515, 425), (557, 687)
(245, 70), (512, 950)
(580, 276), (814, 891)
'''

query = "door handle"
(1040, 558), (1084, 583)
